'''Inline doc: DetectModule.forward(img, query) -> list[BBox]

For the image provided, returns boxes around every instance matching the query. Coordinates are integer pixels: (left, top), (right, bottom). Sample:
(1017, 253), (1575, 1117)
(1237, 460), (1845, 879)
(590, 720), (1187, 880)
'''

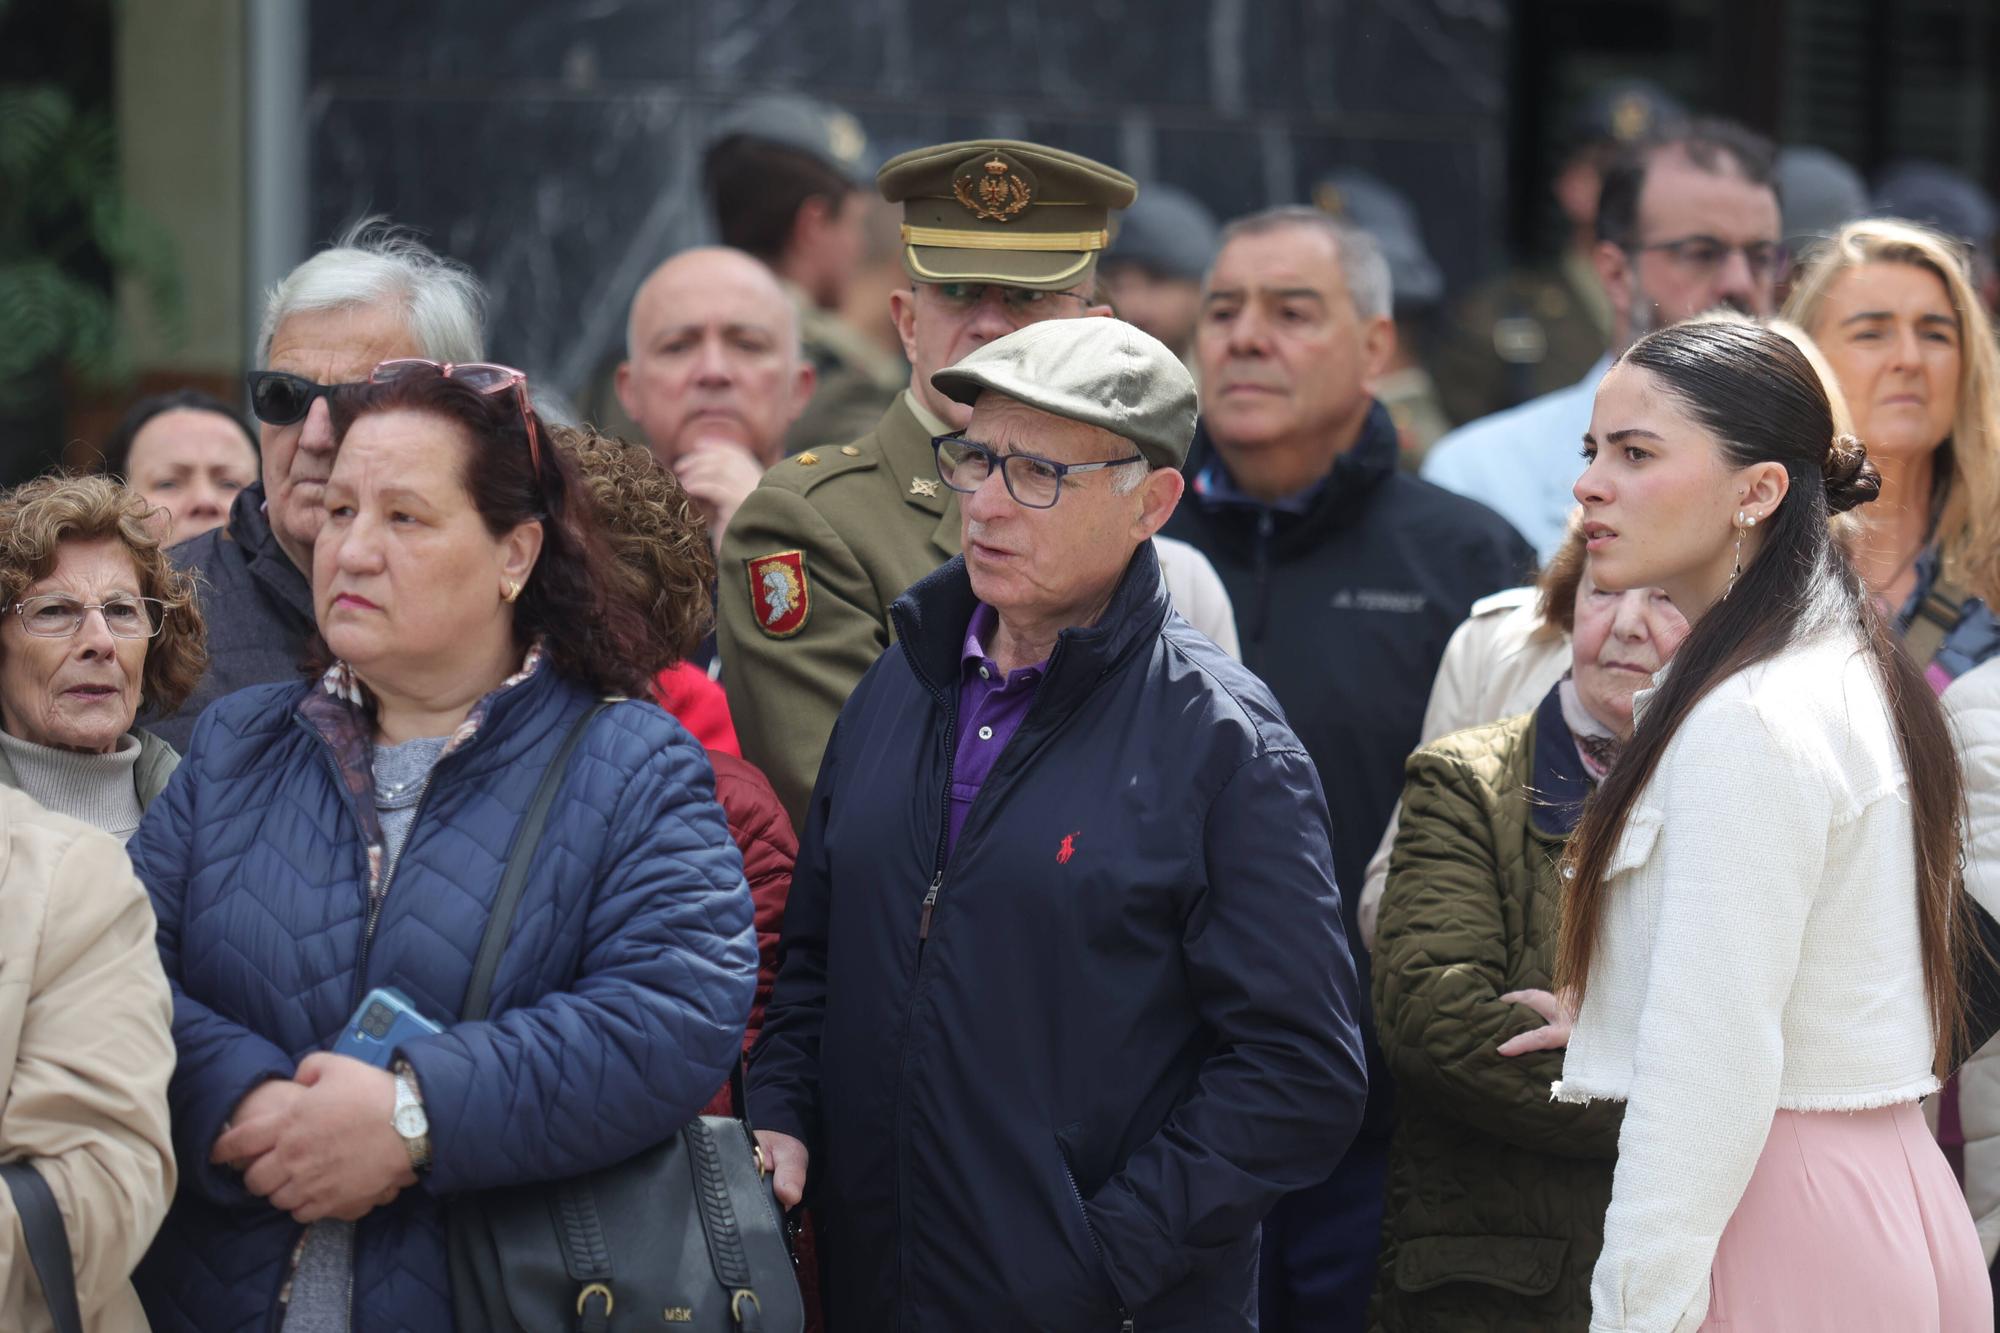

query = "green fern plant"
(0, 79), (185, 410)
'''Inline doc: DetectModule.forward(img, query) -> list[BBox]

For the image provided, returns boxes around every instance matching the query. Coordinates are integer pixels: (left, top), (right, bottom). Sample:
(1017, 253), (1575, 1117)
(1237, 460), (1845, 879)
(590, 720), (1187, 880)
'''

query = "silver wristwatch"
(390, 1060), (432, 1172)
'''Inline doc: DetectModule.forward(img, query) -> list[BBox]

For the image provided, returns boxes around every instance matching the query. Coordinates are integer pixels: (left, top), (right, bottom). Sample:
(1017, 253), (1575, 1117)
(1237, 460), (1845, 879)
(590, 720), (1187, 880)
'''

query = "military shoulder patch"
(745, 550), (811, 639)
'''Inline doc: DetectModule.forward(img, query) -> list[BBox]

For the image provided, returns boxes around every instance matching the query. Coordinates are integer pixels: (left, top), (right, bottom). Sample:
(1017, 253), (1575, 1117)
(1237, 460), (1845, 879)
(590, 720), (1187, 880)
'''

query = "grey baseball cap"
(1873, 160), (1997, 251)
(1314, 169), (1443, 310)
(1775, 146), (1868, 262)
(1105, 183), (1220, 282)
(707, 93), (876, 187)
(930, 316), (1196, 469)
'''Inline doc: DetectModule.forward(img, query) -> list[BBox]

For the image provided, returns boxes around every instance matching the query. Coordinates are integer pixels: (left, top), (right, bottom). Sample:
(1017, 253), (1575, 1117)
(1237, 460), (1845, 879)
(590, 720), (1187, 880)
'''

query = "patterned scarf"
(1558, 673), (1624, 782)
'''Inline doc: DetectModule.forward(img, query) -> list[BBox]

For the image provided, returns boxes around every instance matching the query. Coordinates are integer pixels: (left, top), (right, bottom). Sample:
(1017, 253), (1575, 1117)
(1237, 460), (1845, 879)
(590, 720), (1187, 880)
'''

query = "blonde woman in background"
(1784, 217), (2000, 682)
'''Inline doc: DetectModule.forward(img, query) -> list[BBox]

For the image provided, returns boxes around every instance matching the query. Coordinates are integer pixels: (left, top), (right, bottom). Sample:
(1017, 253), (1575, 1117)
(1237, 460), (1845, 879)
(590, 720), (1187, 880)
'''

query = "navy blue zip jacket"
(1161, 403), (1534, 1142)
(128, 662), (756, 1332)
(747, 541), (1369, 1332)
(149, 481), (315, 753)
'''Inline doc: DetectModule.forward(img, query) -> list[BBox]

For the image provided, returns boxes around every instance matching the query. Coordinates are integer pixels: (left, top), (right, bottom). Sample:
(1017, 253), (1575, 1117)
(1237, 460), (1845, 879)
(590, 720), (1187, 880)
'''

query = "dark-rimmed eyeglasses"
(368, 358), (543, 475)
(246, 370), (363, 427)
(1634, 235), (1785, 282)
(931, 433), (1145, 510)
(6, 594), (165, 639)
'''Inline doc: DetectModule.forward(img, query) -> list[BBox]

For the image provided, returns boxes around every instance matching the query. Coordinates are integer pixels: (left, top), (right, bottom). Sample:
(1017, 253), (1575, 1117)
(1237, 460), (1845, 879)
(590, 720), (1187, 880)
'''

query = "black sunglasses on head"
(245, 370), (366, 427)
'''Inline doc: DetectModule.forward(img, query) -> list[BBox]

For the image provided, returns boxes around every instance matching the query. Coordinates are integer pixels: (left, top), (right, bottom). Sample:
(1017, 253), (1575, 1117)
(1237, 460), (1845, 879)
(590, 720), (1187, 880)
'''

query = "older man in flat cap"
(747, 316), (1366, 1332)
(719, 138), (1239, 826)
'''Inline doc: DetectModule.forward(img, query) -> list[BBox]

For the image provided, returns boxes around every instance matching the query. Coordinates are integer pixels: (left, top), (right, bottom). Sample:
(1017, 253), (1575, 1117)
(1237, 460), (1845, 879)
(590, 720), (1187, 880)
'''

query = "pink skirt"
(1700, 1102), (1991, 1331)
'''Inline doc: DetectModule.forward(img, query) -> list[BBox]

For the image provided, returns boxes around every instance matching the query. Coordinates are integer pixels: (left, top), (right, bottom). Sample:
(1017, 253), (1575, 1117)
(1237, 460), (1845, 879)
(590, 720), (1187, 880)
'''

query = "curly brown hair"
(551, 426), (715, 662)
(0, 473), (209, 717)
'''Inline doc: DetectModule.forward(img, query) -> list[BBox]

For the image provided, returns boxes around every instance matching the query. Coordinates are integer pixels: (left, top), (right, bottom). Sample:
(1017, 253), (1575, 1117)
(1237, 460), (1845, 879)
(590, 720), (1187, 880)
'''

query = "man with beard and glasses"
(1422, 120), (1782, 561)
(147, 219), (484, 750)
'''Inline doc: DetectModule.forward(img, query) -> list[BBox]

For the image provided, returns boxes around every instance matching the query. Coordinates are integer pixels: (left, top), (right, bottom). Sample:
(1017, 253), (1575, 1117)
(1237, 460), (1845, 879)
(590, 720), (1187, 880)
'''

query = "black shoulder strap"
(1, 1161), (82, 1333)
(460, 700), (614, 1022)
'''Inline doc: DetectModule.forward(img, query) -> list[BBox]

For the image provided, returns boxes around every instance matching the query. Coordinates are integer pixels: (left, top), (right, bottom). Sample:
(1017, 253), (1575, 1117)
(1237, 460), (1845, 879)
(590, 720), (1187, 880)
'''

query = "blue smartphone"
(331, 987), (444, 1068)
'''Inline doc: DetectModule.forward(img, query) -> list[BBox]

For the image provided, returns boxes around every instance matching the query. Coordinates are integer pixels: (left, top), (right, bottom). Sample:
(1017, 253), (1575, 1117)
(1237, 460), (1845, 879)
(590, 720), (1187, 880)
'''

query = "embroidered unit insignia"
(745, 550), (811, 638)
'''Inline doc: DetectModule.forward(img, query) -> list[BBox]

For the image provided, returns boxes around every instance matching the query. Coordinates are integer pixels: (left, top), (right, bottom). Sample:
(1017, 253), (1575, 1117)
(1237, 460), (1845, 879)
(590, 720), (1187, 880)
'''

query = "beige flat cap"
(878, 139), (1137, 290)
(930, 316), (1196, 469)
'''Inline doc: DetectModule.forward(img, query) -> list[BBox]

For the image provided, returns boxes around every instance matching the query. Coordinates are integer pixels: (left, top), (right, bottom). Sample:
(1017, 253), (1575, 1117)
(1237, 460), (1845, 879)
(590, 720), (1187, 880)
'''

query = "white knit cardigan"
(1554, 629), (1938, 1333)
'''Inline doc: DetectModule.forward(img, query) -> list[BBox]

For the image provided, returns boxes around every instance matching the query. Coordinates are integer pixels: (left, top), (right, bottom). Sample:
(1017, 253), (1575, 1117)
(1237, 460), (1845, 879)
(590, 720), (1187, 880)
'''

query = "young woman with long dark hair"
(1555, 318), (1988, 1331)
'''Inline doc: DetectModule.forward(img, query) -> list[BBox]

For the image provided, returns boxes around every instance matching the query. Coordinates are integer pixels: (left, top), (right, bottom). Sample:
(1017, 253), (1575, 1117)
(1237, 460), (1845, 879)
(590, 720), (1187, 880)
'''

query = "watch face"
(393, 1105), (427, 1137)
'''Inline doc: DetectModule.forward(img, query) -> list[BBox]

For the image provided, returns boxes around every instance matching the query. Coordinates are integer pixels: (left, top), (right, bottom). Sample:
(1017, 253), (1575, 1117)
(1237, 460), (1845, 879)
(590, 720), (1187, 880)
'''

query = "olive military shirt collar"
(894, 390), (961, 558)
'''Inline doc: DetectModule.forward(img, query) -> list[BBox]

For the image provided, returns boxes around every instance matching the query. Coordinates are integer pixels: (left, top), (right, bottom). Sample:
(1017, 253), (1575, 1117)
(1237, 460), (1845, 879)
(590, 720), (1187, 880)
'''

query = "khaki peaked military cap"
(878, 140), (1137, 290)
(931, 316), (1196, 469)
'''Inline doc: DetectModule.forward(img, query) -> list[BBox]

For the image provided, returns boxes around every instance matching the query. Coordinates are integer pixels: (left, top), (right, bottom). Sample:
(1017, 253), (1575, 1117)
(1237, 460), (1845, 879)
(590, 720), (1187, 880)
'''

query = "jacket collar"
(1183, 398), (1400, 555)
(226, 481), (316, 625)
(891, 539), (1169, 721)
(883, 392), (963, 559)
(1527, 681), (1594, 840)
(294, 641), (561, 867)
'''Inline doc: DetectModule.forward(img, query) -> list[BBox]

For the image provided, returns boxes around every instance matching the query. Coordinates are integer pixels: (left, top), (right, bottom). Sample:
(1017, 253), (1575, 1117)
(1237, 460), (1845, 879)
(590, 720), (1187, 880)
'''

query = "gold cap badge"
(953, 153), (1035, 223)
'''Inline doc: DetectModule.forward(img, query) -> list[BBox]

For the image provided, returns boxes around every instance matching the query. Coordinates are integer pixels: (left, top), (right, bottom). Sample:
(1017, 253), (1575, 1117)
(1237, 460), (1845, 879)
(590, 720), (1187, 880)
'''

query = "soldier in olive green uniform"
(718, 140), (1134, 823)
(1432, 81), (1684, 426)
(577, 94), (906, 453)
(788, 294), (908, 453)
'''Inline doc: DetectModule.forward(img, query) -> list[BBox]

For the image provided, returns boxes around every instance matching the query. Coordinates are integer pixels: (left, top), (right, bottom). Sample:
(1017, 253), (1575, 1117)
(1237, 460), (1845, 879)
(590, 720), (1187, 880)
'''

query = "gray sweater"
(0, 726), (180, 838)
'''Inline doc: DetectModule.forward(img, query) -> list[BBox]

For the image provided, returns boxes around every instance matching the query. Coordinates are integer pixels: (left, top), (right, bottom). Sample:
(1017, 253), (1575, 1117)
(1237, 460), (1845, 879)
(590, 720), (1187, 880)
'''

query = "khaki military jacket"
(719, 393), (959, 824)
(1431, 250), (1611, 427)
(0, 787), (175, 1332)
(783, 292), (907, 456)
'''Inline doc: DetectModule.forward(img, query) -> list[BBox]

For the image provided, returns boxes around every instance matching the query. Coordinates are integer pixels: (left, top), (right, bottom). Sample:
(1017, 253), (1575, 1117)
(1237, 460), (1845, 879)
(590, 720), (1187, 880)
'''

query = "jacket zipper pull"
(918, 873), (942, 941)
(1121, 1320), (1134, 1333)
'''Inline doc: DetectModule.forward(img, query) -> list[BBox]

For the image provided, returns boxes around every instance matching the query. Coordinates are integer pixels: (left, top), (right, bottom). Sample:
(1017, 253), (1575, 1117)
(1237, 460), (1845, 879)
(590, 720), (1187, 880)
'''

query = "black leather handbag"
(1, 1160), (82, 1333)
(446, 702), (803, 1332)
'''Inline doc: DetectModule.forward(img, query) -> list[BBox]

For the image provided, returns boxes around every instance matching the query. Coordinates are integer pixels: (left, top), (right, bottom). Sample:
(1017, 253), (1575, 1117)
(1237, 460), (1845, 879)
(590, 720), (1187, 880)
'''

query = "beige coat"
(1358, 587), (1569, 947)
(0, 787), (175, 1332)
(1945, 660), (2000, 1264)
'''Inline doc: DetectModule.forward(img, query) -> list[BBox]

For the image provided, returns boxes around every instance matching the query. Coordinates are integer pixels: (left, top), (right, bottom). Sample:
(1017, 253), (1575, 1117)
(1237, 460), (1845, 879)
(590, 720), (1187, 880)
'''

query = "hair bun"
(1823, 433), (1880, 514)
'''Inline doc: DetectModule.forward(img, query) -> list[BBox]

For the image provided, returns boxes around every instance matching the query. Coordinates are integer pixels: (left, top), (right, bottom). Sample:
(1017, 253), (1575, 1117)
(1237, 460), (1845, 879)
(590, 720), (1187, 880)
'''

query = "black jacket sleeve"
(742, 712), (842, 1153)
(1082, 747), (1369, 1308)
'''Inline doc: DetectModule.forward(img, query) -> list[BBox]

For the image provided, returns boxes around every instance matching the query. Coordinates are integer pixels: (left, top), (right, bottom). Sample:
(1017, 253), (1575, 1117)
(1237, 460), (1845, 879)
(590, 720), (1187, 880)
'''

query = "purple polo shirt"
(946, 603), (1046, 857)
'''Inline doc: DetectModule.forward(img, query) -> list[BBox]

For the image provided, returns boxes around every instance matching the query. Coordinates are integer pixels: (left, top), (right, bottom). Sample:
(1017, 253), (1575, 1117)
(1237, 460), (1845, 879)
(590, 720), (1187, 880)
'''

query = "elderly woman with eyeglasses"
(0, 474), (207, 838)
(128, 358), (756, 1333)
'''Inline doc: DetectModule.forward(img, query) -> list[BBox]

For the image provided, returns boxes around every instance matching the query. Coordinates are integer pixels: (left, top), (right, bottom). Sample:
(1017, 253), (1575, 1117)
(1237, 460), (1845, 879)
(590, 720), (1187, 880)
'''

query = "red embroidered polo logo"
(744, 550), (810, 638)
(1056, 832), (1079, 864)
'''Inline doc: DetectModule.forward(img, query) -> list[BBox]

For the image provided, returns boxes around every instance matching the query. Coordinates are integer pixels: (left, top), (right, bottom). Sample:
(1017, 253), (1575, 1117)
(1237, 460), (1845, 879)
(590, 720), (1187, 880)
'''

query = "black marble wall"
(307, 0), (1510, 399)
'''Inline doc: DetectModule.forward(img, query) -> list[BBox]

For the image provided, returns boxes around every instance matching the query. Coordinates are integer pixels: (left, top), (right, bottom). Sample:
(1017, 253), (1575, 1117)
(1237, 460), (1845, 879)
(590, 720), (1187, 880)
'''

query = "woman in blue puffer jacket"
(128, 358), (756, 1333)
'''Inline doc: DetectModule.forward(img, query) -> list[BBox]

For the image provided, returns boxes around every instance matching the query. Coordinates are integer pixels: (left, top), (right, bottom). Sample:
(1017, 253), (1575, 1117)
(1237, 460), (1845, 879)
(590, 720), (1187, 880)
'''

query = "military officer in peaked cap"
(716, 139), (1135, 825)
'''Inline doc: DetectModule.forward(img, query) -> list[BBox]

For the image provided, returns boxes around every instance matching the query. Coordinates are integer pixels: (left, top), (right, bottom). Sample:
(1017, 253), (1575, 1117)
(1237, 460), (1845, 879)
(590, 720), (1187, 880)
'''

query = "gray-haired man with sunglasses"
(150, 220), (483, 751)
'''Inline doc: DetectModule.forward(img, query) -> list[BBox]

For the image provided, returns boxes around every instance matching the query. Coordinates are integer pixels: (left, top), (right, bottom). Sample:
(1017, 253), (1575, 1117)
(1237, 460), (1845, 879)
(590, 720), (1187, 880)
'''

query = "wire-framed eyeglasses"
(931, 433), (1146, 509)
(6, 594), (166, 639)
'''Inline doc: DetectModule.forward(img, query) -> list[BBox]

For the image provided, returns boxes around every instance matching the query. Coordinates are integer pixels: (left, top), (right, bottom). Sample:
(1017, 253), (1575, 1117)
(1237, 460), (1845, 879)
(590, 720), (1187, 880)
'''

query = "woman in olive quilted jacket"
(1368, 563), (1685, 1332)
